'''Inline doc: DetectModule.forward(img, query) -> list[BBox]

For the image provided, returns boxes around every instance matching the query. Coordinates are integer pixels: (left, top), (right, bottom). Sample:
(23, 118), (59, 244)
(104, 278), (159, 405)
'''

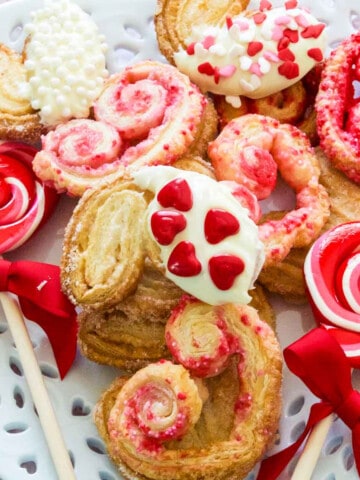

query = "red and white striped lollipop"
(304, 221), (360, 366)
(0, 141), (58, 254)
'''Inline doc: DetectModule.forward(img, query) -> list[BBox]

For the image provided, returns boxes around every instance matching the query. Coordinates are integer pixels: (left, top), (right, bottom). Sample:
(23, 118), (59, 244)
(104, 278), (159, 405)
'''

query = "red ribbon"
(257, 327), (360, 479)
(0, 259), (78, 379)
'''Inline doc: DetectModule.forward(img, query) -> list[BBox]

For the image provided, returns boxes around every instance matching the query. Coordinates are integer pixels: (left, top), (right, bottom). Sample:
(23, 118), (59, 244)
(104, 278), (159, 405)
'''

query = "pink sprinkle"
(275, 15), (292, 25)
(253, 12), (267, 24)
(263, 50), (280, 62)
(249, 62), (262, 76)
(295, 14), (310, 27)
(271, 25), (284, 41)
(260, 0), (272, 11)
(218, 64), (237, 78)
(233, 19), (250, 31)
(202, 35), (215, 49)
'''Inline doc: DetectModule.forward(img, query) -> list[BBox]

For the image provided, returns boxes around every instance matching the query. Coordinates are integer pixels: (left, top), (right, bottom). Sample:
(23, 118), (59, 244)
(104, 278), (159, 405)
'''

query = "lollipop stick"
(0, 292), (76, 480)
(290, 413), (334, 480)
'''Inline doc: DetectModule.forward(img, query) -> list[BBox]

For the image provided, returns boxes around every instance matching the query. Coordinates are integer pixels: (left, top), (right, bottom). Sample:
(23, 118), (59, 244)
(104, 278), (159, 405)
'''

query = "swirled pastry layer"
(0, 44), (43, 144)
(95, 299), (282, 480)
(61, 178), (152, 310)
(258, 148), (360, 302)
(33, 61), (218, 196)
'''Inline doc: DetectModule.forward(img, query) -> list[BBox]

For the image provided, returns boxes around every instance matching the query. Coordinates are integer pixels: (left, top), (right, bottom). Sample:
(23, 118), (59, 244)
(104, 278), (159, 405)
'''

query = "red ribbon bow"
(0, 259), (78, 379)
(257, 327), (360, 479)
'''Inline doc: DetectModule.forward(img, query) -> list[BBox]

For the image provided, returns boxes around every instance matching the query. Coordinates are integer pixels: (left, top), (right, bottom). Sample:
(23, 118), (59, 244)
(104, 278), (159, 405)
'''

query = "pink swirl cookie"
(0, 141), (58, 253)
(33, 61), (216, 196)
(304, 222), (360, 366)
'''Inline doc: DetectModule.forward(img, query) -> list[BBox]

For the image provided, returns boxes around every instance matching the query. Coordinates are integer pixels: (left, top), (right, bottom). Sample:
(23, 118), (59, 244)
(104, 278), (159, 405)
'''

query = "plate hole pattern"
(99, 472), (116, 480)
(9, 356), (23, 376)
(87, 437), (107, 455)
(324, 435), (344, 455)
(19, 460), (37, 474)
(72, 397), (92, 416)
(4, 422), (28, 434)
(342, 445), (355, 471)
(287, 395), (305, 416)
(39, 363), (59, 379)
(13, 386), (25, 408)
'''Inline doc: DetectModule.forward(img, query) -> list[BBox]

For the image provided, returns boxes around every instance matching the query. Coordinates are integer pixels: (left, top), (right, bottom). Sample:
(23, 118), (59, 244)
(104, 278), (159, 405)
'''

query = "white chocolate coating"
(22, 0), (109, 126)
(133, 166), (265, 305)
(174, 3), (327, 98)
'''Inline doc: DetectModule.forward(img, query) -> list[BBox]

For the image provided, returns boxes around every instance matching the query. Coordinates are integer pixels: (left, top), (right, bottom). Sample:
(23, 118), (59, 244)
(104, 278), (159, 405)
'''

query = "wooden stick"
(0, 292), (76, 480)
(290, 413), (334, 480)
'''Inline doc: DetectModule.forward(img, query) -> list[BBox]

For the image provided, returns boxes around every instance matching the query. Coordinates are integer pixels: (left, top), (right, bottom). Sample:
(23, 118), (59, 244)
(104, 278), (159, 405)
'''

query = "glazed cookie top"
(173, 0), (327, 100)
(22, 0), (108, 126)
(133, 166), (265, 305)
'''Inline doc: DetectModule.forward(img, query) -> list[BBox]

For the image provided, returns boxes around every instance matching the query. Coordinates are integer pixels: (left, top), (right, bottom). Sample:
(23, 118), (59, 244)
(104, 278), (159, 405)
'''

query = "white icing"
(133, 166), (265, 306)
(174, 6), (327, 98)
(21, 0), (109, 125)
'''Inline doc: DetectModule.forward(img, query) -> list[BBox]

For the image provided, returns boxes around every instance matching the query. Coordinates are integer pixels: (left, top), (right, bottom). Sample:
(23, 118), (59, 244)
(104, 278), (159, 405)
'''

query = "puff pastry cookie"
(94, 298), (282, 480)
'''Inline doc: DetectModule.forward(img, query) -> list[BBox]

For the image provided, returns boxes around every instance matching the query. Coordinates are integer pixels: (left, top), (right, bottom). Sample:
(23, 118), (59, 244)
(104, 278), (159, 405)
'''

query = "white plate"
(1, 0), (360, 479)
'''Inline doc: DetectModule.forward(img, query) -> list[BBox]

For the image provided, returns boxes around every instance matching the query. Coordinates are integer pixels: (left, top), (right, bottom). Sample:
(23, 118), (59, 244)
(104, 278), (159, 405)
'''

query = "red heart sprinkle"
(204, 209), (240, 244)
(307, 47), (323, 62)
(277, 37), (290, 51)
(259, 0), (272, 11)
(157, 178), (193, 212)
(283, 28), (299, 43)
(278, 61), (299, 79)
(151, 211), (187, 245)
(168, 241), (202, 277)
(301, 24), (325, 39)
(247, 41), (264, 57)
(253, 12), (266, 24)
(198, 62), (216, 76)
(285, 0), (298, 9)
(209, 255), (245, 290)
(278, 48), (295, 62)
(186, 42), (196, 55)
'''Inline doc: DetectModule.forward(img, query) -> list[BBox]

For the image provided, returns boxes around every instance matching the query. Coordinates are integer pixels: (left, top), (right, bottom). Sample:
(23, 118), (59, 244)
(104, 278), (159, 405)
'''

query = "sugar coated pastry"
(77, 261), (183, 370)
(304, 221), (360, 364)
(22, 0), (108, 126)
(61, 178), (151, 310)
(258, 148), (360, 303)
(316, 33), (360, 183)
(155, 0), (250, 63)
(0, 44), (43, 144)
(133, 165), (265, 305)
(94, 299), (282, 480)
(208, 114), (330, 266)
(34, 61), (218, 196)
(0, 141), (58, 254)
(172, 0), (327, 99)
